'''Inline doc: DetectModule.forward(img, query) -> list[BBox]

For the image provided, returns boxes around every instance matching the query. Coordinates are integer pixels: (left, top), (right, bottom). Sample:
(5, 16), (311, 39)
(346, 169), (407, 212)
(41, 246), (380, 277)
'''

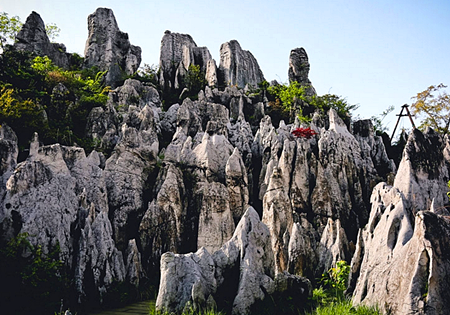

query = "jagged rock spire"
(84, 8), (142, 88)
(288, 47), (316, 95)
(219, 40), (265, 88)
(14, 11), (70, 68)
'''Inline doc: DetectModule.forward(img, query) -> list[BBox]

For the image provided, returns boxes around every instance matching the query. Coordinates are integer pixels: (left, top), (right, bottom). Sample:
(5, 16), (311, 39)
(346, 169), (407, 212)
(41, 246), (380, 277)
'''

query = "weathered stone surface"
(287, 217), (319, 279)
(139, 163), (186, 269)
(196, 182), (235, 253)
(253, 110), (389, 276)
(394, 128), (449, 215)
(0, 136), (126, 304)
(74, 202), (126, 304)
(84, 8), (142, 88)
(226, 148), (249, 224)
(353, 119), (396, 180)
(159, 31), (196, 90)
(0, 125), (18, 181)
(125, 239), (144, 288)
(350, 183), (450, 315)
(219, 40), (265, 88)
(159, 31), (215, 93)
(288, 48), (315, 96)
(350, 128), (450, 314)
(104, 119), (158, 250)
(112, 78), (161, 110)
(14, 11), (70, 68)
(86, 101), (120, 153)
(156, 247), (216, 313)
(205, 59), (218, 87)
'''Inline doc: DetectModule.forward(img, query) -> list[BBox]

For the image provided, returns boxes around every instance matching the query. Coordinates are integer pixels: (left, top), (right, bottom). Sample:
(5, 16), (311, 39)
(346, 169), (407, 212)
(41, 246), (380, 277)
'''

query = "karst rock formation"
(1, 7), (450, 315)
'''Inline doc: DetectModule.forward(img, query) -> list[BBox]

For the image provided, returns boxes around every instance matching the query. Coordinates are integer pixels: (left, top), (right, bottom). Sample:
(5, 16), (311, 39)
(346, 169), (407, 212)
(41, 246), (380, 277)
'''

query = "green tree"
(45, 23), (60, 42)
(184, 64), (207, 96)
(411, 83), (450, 133)
(0, 12), (22, 50)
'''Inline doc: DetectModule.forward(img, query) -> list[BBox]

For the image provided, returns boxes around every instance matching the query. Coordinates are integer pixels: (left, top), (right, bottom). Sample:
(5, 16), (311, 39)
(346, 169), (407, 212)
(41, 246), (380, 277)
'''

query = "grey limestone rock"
(196, 181), (235, 254)
(0, 136), (126, 304)
(75, 204), (126, 304)
(205, 59), (218, 87)
(353, 119), (396, 180)
(288, 48), (315, 96)
(350, 128), (450, 314)
(226, 148), (249, 224)
(219, 40), (265, 88)
(351, 183), (450, 315)
(159, 31), (215, 93)
(14, 11), (70, 68)
(394, 128), (450, 215)
(125, 239), (144, 288)
(138, 163), (186, 269)
(84, 8), (142, 88)
(0, 124), (18, 181)
(156, 247), (217, 314)
(254, 109), (386, 277)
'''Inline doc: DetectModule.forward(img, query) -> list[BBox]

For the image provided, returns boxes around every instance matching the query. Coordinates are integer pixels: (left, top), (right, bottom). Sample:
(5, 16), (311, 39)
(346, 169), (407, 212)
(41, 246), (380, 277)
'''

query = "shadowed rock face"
(350, 184), (450, 315)
(84, 8), (141, 88)
(219, 40), (265, 88)
(14, 11), (70, 68)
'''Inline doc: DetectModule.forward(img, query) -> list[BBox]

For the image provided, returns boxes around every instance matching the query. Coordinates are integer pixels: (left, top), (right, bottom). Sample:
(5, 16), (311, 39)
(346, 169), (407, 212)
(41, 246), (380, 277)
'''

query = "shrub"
(0, 233), (68, 314)
(266, 81), (357, 126)
(183, 64), (207, 98)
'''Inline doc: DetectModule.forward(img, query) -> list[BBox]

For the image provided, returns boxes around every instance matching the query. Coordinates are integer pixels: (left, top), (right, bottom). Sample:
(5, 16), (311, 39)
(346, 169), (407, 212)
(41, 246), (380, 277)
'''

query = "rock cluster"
(159, 31), (217, 92)
(349, 129), (450, 314)
(156, 207), (311, 315)
(2, 7), (450, 315)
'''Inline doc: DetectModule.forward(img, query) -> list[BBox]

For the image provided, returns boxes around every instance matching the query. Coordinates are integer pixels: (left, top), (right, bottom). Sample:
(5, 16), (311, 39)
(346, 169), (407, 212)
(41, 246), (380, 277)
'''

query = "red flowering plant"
(291, 127), (317, 139)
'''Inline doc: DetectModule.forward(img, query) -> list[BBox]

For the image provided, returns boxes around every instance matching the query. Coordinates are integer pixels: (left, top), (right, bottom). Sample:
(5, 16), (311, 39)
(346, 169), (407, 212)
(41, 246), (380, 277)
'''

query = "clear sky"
(2, 0), (450, 136)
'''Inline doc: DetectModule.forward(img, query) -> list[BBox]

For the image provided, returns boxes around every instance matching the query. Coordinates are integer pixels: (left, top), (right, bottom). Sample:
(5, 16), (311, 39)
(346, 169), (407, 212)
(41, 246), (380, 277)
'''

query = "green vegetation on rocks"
(265, 80), (357, 126)
(0, 48), (109, 152)
(0, 233), (68, 314)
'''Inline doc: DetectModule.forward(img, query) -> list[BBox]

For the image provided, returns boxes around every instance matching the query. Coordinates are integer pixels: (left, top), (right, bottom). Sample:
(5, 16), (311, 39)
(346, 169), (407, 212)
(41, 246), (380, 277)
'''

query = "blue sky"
(2, 0), (450, 136)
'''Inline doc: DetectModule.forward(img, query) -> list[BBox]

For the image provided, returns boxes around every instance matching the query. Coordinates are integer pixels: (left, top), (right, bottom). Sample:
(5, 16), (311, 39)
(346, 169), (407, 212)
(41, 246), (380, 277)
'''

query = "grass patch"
(308, 299), (380, 315)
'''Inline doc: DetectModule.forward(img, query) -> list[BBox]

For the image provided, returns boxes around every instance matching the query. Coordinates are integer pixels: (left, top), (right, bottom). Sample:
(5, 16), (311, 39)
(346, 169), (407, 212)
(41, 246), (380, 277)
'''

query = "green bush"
(183, 64), (207, 99)
(266, 81), (357, 125)
(307, 261), (381, 315)
(0, 233), (68, 314)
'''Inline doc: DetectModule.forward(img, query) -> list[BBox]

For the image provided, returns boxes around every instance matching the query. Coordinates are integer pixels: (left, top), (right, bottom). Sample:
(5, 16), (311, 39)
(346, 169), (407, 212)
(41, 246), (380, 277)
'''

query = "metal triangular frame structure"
(390, 104), (416, 142)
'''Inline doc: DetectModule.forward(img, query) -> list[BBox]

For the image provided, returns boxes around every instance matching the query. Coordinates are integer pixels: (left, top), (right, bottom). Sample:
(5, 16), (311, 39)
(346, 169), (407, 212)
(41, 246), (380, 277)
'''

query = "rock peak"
(14, 11), (70, 68)
(84, 7), (142, 88)
(288, 47), (316, 95)
(219, 39), (265, 88)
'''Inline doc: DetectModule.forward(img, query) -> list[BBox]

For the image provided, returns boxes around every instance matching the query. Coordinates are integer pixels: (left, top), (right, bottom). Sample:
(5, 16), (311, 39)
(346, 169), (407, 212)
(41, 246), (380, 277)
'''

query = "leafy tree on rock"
(411, 83), (450, 133)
